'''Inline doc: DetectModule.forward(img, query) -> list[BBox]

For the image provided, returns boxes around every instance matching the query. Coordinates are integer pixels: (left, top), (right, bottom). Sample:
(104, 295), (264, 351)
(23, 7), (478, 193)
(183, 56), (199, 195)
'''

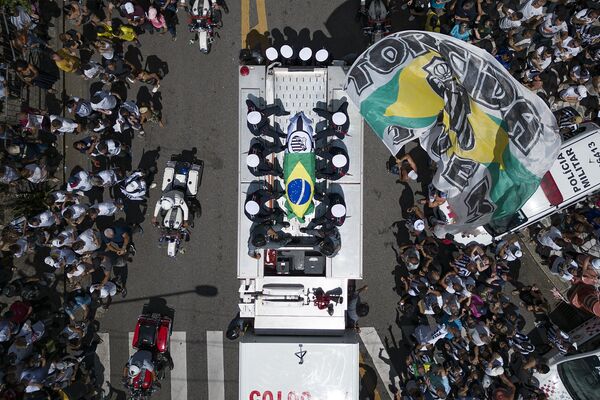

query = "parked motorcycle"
(360, 0), (392, 45)
(189, 0), (222, 54)
(152, 158), (203, 257)
(123, 312), (174, 400)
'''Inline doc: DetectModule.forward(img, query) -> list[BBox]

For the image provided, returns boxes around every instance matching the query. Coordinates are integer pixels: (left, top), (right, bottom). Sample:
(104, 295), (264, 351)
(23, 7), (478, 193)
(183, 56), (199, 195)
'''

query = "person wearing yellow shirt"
(52, 49), (81, 74)
(96, 22), (140, 46)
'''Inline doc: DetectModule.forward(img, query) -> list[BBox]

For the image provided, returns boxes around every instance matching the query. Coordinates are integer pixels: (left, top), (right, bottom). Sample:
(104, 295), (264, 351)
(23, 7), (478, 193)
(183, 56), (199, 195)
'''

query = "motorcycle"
(123, 312), (174, 400)
(154, 158), (203, 257)
(189, 0), (222, 54)
(360, 0), (392, 45)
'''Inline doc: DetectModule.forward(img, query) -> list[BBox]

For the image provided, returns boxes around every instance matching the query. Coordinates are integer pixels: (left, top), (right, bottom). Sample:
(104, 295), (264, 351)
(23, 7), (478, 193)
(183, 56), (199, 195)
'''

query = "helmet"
(280, 45), (293, 59)
(160, 197), (174, 211)
(128, 364), (141, 377)
(265, 47), (278, 62)
(331, 203), (346, 218)
(299, 47), (312, 62)
(315, 49), (329, 63)
(331, 112), (347, 126)
(413, 219), (425, 231)
(245, 200), (260, 216)
(332, 154), (347, 168)
(407, 170), (418, 181)
(247, 111), (262, 125)
(52, 238), (63, 247)
(246, 154), (260, 168)
(513, 249), (523, 258)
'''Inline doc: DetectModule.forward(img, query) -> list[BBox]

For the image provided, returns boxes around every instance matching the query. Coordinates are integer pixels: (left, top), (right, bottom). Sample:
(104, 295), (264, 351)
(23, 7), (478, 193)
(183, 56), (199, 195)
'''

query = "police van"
(452, 122), (600, 245)
(534, 312), (600, 400)
(237, 58), (364, 399)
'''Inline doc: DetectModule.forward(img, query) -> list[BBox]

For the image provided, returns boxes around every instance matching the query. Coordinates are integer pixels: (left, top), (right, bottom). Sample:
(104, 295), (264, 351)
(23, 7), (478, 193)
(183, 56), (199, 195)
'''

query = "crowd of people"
(0, 0), (231, 398)
(381, 189), (582, 399)
(535, 193), (600, 291)
(403, 0), (600, 132)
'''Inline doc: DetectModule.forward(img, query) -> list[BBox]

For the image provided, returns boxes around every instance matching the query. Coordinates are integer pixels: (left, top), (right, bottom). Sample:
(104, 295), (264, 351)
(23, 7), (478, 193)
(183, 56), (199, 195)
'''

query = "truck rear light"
(240, 66), (250, 76)
(540, 171), (563, 206)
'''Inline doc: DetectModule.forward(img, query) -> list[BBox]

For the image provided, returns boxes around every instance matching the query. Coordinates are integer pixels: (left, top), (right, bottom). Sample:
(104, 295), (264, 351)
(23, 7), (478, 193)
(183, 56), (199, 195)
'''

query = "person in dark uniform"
(248, 221), (292, 259)
(306, 191), (346, 229)
(246, 99), (288, 141)
(313, 101), (350, 141)
(244, 186), (286, 224)
(301, 224), (341, 257)
(246, 146), (284, 178)
(316, 145), (349, 181)
(248, 137), (285, 158)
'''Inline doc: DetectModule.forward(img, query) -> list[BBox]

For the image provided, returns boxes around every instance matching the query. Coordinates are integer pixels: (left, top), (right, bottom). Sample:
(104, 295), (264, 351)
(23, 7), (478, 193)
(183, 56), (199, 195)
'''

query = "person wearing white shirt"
(499, 10), (523, 31)
(52, 226), (77, 248)
(62, 204), (89, 225)
(90, 90), (118, 114)
(519, 0), (546, 22)
(28, 210), (60, 228)
(22, 163), (51, 184)
(89, 201), (122, 219)
(90, 169), (121, 187)
(0, 165), (20, 185)
(554, 36), (582, 61)
(538, 13), (568, 39)
(571, 8), (599, 27)
(67, 170), (93, 193)
(50, 115), (81, 135)
(73, 228), (102, 254)
(538, 226), (565, 251)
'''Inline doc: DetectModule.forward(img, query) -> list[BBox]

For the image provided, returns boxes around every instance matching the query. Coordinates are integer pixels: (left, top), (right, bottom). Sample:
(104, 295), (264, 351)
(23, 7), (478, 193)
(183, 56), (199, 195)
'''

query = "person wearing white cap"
(265, 47), (279, 62)
(313, 101), (350, 141)
(152, 188), (189, 226)
(559, 84), (588, 103)
(245, 99), (289, 140)
(393, 153), (419, 183)
(123, 349), (156, 385)
(316, 145), (349, 181)
(244, 185), (286, 223)
(247, 144), (284, 178)
(306, 191), (347, 229)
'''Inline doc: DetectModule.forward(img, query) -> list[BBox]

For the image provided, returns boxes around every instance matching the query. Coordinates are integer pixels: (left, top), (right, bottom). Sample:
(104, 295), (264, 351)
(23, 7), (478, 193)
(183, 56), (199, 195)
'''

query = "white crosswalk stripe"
(359, 327), (400, 400)
(170, 331), (188, 400)
(98, 331), (190, 400)
(206, 331), (225, 400)
(95, 333), (110, 394)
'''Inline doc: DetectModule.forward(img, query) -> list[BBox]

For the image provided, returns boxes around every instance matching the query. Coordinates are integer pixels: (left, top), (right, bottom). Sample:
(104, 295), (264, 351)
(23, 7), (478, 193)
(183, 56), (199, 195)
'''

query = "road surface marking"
(241, 0), (268, 48)
(206, 331), (225, 400)
(359, 327), (399, 400)
(96, 333), (111, 394)
(170, 331), (188, 400)
(128, 332), (134, 357)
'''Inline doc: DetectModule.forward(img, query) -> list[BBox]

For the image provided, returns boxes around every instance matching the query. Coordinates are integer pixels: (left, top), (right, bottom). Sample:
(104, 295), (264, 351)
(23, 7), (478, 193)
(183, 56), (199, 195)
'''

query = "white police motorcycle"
(153, 159), (203, 257)
(189, 0), (222, 54)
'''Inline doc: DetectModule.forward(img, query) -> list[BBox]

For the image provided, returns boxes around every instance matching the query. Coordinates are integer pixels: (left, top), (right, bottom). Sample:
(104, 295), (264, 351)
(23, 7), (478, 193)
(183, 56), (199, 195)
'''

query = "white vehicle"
(238, 58), (364, 399)
(449, 122), (600, 245)
(154, 159), (203, 257)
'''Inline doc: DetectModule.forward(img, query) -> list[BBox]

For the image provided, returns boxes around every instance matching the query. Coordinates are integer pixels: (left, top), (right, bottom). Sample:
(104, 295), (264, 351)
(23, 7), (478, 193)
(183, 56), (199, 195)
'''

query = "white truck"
(237, 61), (364, 400)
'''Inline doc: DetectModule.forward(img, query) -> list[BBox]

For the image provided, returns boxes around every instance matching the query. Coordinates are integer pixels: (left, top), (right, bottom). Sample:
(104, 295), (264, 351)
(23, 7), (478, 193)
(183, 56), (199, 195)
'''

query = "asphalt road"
(59, 1), (568, 399)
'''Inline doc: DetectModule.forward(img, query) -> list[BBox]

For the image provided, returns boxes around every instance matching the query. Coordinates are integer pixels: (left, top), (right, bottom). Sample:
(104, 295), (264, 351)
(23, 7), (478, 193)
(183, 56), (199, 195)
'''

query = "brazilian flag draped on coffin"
(284, 112), (316, 222)
(344, 31), (561, 233)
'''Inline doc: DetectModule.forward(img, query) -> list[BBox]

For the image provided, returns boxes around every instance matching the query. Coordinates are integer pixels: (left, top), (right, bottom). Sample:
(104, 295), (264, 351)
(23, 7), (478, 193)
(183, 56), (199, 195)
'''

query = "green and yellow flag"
(344, 31), (560, 233)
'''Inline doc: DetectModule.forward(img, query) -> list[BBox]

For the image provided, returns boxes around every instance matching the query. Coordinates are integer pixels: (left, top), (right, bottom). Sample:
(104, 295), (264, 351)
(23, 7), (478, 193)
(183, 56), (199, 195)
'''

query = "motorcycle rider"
(123, 349), (158, 389)
(151, 189), (190, 227)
